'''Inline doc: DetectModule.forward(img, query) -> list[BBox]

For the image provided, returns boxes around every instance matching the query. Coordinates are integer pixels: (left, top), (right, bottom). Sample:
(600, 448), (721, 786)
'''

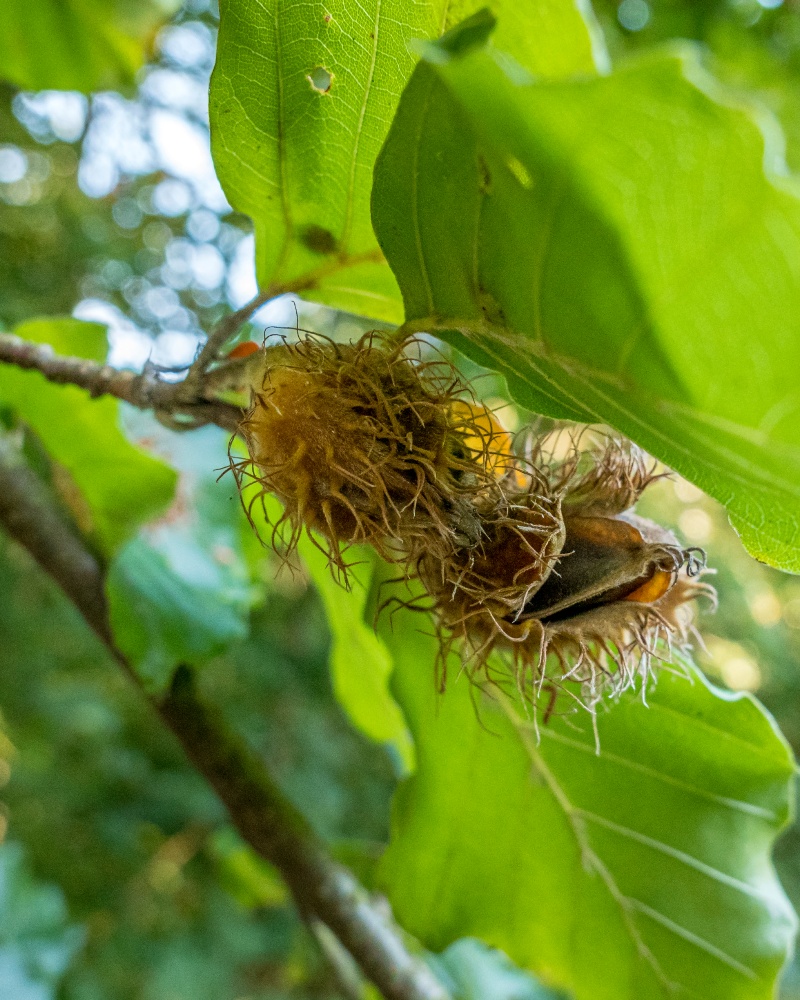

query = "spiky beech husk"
(231, 332), (507, 572)
(421, 430), (715, 712)
(416, 471), (565, 654)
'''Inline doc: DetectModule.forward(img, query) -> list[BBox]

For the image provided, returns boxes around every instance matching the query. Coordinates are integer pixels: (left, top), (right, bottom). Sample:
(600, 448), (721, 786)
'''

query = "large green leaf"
(0, 318), (176, 553)
(441, 1), (607, 78)
(209, 0), (600, 322)
(377, 597), (797, 1000)
(298, 538), (414, 771)
(107, 425), (251, 693)
(371, 34), (800, 573)
(0, 0), (179, 92)
(237, 480), (413, 768)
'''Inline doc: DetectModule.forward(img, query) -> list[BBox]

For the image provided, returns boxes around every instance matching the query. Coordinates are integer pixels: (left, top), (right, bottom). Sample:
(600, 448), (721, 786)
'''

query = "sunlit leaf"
(0, 317), (176, 553)
(372, 35), (800, 573)
(440, 1), (607, 78)
(236, 475), (413, 767)
(209, 0), (600, 322)
(299, 538), (414, 771)
(0, 0), (180, 92)
(377, 595), (797, 1000)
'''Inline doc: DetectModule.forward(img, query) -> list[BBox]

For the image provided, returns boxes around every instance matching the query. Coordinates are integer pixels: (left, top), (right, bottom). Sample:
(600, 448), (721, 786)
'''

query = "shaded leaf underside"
(372, 43), (800, 572)
(106, 426), (252, 693)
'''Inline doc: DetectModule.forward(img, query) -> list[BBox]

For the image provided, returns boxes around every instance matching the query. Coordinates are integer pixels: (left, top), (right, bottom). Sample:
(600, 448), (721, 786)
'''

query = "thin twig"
(0, 246), (388, 434)
(0, 332), (243, 432)
(0, 440), (449, 1000)
(190, 284), (278, 376)
(0, 332), (157, 404)
(183, 247), (387, 395)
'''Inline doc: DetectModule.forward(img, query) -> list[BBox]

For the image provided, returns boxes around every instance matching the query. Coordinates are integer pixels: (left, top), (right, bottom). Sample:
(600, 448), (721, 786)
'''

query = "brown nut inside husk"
(421, 430), (715, 711)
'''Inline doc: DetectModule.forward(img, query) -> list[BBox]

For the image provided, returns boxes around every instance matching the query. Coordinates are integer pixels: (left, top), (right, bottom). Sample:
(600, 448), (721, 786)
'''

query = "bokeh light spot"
(784, 598), (800, 629)
(678, 507), (713, 543)
(0, 146), (27, 184)
(749, 589), (782, 626)
(721, 656), (762, 692)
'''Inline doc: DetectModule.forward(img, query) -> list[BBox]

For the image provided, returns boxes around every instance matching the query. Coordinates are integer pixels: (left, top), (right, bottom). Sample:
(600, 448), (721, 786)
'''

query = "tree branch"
(0, 435), (113, 646)
(0, 249), (388, 434)
(189, 284), (278, 377)
(161, 667), (448, 1000)
(0, 440), (449, 1000)
(180, 246), (387, 397)
(0, 331), (245, 432)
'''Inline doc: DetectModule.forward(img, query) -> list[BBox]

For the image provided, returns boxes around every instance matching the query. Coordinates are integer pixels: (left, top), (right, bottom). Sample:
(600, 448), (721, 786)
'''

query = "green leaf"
(209, 0), (601, 322)
(433, 939), (568, 999)
(377, 598), (797, 1000)
(372, 41), (800, 573)
(298, 538), (414, 771)
(0, 841), (84, 1000)
(107, 425), (251, 693)
(0, 0), (180, 92)
(238, 476), (413, 767)
(440, 1), (607, 77)
(0, 317), (176, 553)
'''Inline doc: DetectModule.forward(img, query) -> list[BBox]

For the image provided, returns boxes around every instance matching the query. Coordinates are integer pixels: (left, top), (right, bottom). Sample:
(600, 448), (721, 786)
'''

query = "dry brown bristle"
(230, 332), (508, 575)
(417, 480), (565, 637)
(526, 425), (664, 514)
(419, 428), (715, 715)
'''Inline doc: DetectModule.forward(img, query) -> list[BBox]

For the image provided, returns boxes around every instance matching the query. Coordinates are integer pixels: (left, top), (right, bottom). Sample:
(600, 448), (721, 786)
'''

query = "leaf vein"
(538, 727), (779, 819)
(341, 0), (382, 249)
(576, 808), (769, 900)
(627, 899), (759, 980)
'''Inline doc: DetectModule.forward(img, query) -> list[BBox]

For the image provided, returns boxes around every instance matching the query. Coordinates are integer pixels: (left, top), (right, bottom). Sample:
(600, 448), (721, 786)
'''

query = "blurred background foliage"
(2, 0), (800, 997)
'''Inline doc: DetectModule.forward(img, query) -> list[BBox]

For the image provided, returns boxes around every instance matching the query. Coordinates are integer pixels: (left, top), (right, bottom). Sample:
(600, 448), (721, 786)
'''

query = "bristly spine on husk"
(230, 332), (507, 576)
(419, 428), (716, 718)
(231, 331), (714, 719)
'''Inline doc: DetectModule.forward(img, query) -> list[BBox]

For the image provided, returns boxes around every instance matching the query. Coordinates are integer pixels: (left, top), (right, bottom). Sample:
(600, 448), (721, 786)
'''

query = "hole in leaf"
(307, 67), (333, 94)
(617, 0), (650, 31)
